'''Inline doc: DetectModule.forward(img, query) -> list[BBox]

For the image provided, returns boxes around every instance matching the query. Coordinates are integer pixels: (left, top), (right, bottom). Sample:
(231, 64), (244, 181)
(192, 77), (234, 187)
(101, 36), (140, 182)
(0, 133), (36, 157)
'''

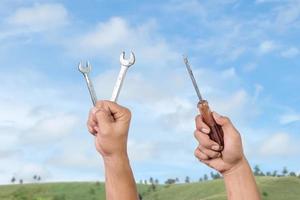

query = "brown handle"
(198, 100), (224, 149)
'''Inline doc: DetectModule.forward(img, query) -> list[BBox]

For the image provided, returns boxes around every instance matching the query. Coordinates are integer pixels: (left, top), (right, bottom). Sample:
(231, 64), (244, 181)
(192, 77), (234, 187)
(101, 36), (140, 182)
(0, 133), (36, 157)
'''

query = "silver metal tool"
(110, 51), (135, 102)
(183, 56), (203, 101)
(183, 55), (224, 147)
(78, 61), (98, 106)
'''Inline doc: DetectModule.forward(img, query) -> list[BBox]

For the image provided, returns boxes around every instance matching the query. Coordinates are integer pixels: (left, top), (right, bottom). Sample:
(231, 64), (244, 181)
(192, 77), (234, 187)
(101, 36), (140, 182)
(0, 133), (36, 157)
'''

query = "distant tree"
(37, 176), (41, 181)
(33, 175), (37, 180)
(175, 177), (179, 183)
(150, 183), (156, 191)
(144, 180), (148, 185)
(282, 167), (288, 176)
(154, 179), (159, 185)
(289, 172), (296, 177)
(199, 178), (203, 182)
(272, 170), (277, 177)
(215, 173), (221, 179)
(203, 174), (208, 181)
(149, 177), (154, 184)
(11, 177), (16, 184)
(19, 179), (23, 184)
(259, 172), (265, 176)
(254, 165), (261, 176)
(266, 172), (271, 176)
(165, 179), (176, 184)
(210, 172), (221, 179)
(95, 181), (100, 186)
(139, 180), (143, 184)
(185, 176), (190, 183)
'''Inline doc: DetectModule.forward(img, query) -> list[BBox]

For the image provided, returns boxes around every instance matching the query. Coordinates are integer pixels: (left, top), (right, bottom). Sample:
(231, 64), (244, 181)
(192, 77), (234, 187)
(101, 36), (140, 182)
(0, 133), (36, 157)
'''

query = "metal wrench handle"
(78, 62), (98, 106)
(110, 66), (128, 102)
(110, 51), (135, 102)
(83, 73), (98, 106)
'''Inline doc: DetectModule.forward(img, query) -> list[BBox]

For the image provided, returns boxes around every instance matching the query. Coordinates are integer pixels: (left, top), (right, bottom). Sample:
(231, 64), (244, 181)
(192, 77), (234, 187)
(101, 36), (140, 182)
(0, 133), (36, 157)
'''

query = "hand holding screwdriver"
(183, 57), (224, 148)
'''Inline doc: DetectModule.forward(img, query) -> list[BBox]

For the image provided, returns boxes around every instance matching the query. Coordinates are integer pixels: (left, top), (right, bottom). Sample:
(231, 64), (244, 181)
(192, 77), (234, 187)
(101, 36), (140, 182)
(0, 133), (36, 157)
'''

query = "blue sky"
(0, 0), (300, 184)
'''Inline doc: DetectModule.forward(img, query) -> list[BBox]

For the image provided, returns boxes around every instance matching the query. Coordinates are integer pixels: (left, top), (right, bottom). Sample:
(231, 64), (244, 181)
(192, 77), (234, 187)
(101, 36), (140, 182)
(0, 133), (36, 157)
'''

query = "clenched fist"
(87, 100), (131, 159)
(194, 112), (245, 174)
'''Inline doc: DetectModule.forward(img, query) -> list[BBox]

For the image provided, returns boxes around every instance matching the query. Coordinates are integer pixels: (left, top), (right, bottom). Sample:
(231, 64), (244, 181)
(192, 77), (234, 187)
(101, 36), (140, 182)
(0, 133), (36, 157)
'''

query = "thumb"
(96, 100), (131, 122)
(212, 112), (237, 136)
(212, 112), (231, 127)
(94, 108), (114, 132)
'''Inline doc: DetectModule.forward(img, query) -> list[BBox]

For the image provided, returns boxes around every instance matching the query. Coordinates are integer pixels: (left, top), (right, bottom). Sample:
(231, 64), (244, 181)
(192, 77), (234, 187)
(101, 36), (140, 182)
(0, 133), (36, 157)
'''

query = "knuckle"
(194, 149), (199, 157)
(123, 108), (132, 119)
(96, 100), (105, 108)
(223, 116), (231, 123)
(193, 130), (199, 139)
(195, 114), (200, 123)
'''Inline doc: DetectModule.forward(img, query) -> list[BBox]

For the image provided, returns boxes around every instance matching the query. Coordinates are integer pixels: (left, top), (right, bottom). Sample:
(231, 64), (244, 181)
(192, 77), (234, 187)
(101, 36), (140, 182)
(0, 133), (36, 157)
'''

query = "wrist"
(222, 156), (249, 177)
(103, 153), (130, 166)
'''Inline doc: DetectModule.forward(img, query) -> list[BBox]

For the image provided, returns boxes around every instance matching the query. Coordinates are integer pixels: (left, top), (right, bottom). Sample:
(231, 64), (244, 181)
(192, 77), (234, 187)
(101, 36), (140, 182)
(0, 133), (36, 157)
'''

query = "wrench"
(78, 61), (98, 106)
(110, 51), (135, 102)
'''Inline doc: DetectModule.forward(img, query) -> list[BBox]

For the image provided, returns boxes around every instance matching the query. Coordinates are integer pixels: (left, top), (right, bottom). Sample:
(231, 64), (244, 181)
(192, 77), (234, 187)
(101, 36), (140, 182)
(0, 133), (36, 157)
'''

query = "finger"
(195, 114), (210, 134)
(87, 108), (98, 135)
(194, 148), (209, 160)
(96, 100), (131, 121)
(87, 125), (97, 135)
(201, 157), (223, 171)
(198, 145), (221, 159)
(95, 108), (114, 129)
(194, 130), (222, 151)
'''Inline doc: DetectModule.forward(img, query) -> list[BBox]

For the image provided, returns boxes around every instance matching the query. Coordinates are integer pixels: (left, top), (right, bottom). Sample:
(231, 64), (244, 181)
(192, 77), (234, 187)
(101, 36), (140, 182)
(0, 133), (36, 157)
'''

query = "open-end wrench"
(78, 61), (98, 106)
(110, 51), (135, 102)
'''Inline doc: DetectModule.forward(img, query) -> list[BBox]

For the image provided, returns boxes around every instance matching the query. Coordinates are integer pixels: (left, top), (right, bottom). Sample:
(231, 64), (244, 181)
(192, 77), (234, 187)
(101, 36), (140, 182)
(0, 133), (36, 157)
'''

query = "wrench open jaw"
(120, 51), (135, 67)
(78, 61), (92, 74)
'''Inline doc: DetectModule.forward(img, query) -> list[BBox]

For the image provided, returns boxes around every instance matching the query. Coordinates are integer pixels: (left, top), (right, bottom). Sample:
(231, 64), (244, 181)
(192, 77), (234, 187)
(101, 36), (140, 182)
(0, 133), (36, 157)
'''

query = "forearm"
(223, 157), (261, 200)
(104, 154), (138, 200)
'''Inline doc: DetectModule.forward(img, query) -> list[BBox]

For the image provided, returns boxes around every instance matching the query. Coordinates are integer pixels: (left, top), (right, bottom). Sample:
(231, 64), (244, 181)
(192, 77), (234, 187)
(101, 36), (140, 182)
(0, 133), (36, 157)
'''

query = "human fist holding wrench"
(87, 100), (131, 159)
(80, 51), (138, 200)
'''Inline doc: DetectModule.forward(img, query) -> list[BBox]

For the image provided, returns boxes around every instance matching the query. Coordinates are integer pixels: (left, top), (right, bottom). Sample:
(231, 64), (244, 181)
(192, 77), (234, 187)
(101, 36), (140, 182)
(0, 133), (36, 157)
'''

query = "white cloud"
(128, 140), (159, 162)
(259, 40), (277, 54)
(243, 63), (257, 72)
(6, 3), (69, 32)
(255, 0), (282, 4)
(275, 1), (300, 28)
(23, 113), (79, 144)
(14, 163), (51, 183)
(281, 47), (300, 58)
(69, 17), (180, 68)
(259, 133), (300, 156)
(279, 113), (300, 124)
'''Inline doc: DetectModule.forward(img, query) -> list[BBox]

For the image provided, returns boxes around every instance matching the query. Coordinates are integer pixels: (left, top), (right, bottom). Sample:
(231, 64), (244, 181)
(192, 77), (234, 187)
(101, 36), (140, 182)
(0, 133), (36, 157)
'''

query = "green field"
(0, 176), (299, 200)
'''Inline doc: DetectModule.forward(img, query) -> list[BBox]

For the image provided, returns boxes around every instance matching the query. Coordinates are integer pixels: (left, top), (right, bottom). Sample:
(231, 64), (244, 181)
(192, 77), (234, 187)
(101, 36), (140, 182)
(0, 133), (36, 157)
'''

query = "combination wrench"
(110, 51), (135, 102)
(78, 61), (98, 106)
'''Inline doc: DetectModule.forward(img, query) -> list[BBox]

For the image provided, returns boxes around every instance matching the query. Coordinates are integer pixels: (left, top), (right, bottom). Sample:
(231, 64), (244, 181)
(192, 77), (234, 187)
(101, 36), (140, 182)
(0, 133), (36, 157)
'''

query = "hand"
(194, 112), (245, 174)
(87, 100), (131, 160)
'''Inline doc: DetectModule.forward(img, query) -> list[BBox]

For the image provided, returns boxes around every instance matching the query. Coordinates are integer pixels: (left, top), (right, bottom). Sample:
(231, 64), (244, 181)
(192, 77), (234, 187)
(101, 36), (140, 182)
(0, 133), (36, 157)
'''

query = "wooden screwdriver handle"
(198, 100), (224, 149)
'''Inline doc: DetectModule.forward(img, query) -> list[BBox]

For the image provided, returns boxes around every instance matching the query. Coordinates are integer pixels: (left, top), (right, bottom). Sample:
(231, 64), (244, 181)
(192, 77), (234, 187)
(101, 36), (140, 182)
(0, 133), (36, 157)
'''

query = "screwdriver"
(183, 56), (224, 148)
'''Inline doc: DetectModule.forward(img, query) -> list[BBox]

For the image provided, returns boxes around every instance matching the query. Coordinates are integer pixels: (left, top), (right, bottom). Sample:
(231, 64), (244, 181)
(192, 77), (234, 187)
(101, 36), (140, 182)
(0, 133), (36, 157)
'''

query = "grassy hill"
(0, 176), (299, 200)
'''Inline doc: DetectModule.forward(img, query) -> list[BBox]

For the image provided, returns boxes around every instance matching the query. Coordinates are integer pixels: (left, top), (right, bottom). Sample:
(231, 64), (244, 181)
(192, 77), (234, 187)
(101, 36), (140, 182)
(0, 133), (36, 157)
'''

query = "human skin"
(87, 100), (138, 200)
(194, 112), (261, 200)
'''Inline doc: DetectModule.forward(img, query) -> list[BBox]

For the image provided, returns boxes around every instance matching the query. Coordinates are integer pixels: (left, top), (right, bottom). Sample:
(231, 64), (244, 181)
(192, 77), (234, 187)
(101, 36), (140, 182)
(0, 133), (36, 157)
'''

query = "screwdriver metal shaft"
(183, 56), (224, 148)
